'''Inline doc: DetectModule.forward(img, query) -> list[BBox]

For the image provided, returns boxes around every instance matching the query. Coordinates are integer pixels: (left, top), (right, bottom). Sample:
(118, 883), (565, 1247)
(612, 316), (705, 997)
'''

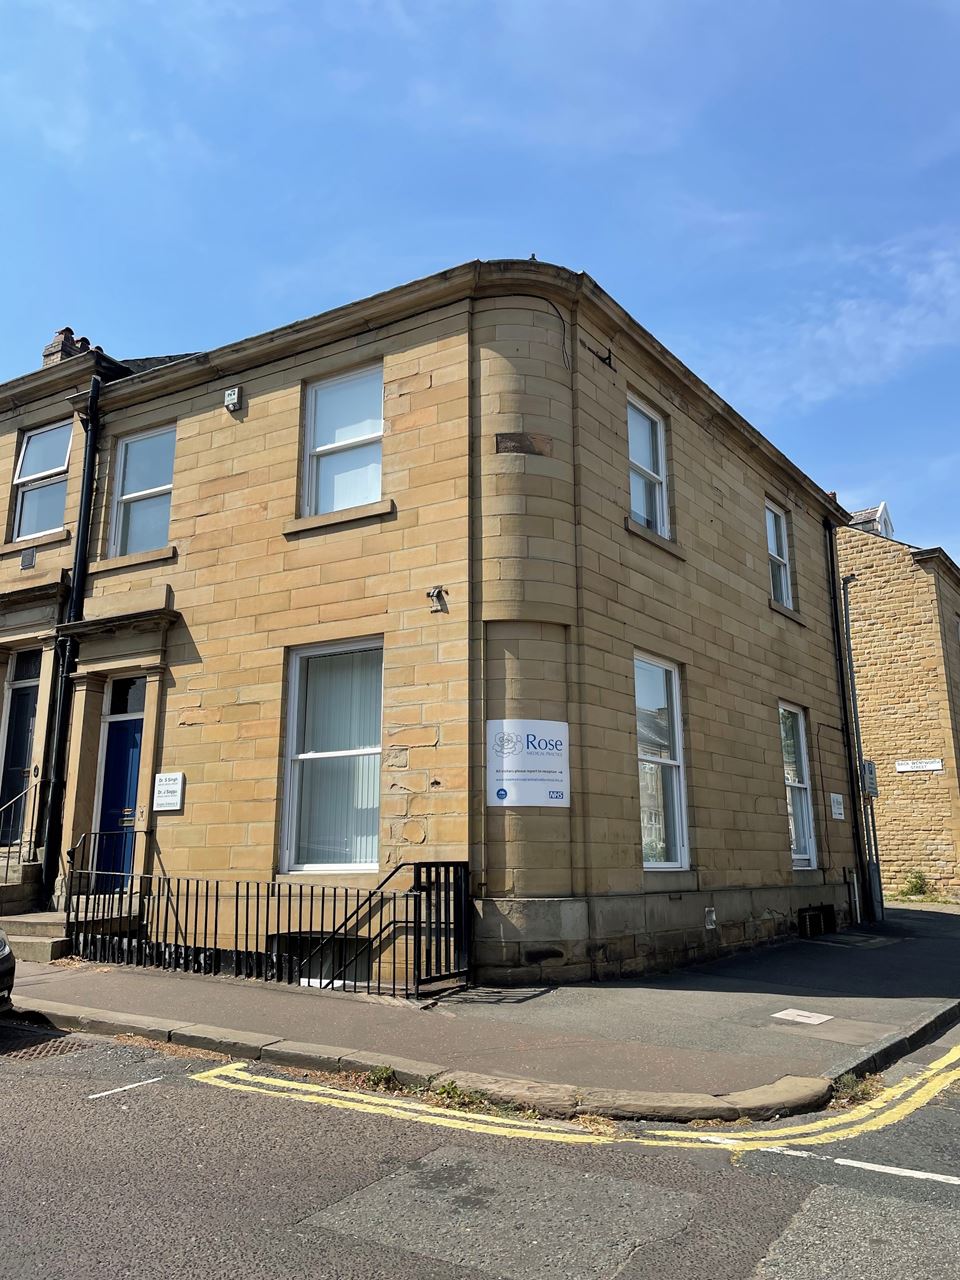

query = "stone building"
(0, 260), (865, 982)
(838, 508), (960, 896)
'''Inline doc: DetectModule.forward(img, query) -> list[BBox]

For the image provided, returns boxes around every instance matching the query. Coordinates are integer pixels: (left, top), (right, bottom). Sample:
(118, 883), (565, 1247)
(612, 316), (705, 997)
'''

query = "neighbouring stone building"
(0, 260), (865, 983)
(838, 507), (960, 896)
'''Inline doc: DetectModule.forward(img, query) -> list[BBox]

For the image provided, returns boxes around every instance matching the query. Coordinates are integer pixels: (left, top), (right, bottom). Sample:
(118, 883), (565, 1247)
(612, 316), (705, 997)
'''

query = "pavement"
(9, 904), (960, 1121)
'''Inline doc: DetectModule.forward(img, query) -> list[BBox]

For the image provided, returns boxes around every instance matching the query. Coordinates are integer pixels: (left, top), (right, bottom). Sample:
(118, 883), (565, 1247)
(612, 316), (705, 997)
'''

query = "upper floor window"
(634, 652), (688, 869)
(628, 400), (669, 537)
(110, 426), (176, 557)
(13, 422), (71, 540)
(765, 500), (794, 608)
(304, 366), (383, 517)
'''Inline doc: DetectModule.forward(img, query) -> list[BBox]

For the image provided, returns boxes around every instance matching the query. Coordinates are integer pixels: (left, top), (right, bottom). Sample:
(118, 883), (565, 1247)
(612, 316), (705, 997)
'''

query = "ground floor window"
(778, 702), (817, 868)
(634, 652), (688, 869)
(283, 640), (383, 871)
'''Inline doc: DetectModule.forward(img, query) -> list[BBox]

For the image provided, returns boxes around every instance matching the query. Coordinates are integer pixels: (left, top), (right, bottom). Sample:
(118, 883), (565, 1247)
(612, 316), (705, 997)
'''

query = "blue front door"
(95, 716), (143, 885)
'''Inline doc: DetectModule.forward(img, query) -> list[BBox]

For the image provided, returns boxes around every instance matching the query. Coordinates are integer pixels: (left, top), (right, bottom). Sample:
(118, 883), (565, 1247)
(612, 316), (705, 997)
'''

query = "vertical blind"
(293, 647), (383, 867)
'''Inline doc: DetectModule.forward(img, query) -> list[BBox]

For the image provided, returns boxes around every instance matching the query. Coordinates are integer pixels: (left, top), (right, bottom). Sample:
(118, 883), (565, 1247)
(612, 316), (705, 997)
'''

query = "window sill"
(641, 867), (697, 892)
(279, 865), (380, 877)
(624, 516), (686, 561)
(89, 545), (177, 576)
(0, 528), (70, 557)
(284, 498), (396, 537)
(769, 599), (805, 626)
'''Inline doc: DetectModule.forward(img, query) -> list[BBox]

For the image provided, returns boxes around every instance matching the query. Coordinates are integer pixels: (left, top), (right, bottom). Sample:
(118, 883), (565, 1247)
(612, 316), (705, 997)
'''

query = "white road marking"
(87, 1077), (163, 1100)
(833, 1159), (960, 1186)
(757, 1145), (960, 1186)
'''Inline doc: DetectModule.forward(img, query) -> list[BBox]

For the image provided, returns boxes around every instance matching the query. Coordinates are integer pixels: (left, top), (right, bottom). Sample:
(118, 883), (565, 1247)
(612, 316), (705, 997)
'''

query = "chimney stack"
(41, 327), (83, 367)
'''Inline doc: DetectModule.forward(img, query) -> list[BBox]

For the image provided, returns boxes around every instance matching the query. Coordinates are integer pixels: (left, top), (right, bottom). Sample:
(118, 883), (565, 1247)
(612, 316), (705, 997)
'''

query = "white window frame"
(108, 425), (176, 558)
(280, 637), (383, 875)
(778, 700), (817, 870)
(635, 651), (689, 870)
(765, 499), (794, 609)
(13, 422), (72, 541)
(628, 397), (670, 538)
(302, 366), (384, 518)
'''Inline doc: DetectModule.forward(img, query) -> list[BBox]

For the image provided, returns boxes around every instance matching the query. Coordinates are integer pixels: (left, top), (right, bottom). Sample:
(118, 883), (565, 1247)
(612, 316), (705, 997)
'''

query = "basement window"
(303, 366), (383, 517)
(13, 422), (71, 540)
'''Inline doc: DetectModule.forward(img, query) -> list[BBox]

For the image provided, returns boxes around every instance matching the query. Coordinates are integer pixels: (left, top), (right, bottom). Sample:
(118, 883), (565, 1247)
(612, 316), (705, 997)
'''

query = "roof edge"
(0, 350), (132, 414)
(912, 546), (960, 593)
(25, 257), (839, 520)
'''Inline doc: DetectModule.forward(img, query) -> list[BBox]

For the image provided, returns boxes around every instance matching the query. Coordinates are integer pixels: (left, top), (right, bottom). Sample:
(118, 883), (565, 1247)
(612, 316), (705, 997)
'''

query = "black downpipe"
(823, 517), (875, 922)
(41, 374), (101, 900)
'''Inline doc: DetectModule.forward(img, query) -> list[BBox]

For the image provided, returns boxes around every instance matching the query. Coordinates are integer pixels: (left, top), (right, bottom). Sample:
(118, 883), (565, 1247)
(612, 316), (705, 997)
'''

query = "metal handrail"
(306, 861), (411, 980)
(0, 778), (44, 884)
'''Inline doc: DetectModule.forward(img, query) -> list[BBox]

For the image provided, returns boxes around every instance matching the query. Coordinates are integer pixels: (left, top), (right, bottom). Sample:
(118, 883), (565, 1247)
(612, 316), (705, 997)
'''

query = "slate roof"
(119, 354), (198, 375)
(850, 506), (881, 524)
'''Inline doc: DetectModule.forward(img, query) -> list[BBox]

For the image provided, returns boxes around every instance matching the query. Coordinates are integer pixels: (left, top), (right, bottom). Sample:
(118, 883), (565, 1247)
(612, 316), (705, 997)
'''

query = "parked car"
(0, 928), (14, 1012)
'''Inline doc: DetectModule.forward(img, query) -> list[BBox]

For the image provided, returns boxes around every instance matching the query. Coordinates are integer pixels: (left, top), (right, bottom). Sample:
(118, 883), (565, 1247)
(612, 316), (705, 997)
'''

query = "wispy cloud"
(0, 0), (278, 165)
(687, 230), (960, 417)
(310, 0), (768, 157)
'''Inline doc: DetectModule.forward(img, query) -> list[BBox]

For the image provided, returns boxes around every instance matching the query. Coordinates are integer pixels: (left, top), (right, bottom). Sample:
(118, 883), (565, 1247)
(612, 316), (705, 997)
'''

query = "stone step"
(0, 859), (41, 887)
(0, 885), (43, 915)
(0, 911), (67, 939)
(5, 934), (70, 963)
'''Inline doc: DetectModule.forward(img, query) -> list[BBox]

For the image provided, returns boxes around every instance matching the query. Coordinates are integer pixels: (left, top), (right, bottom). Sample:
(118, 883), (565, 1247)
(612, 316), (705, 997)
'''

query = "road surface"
(2, 1015), (960, 1279)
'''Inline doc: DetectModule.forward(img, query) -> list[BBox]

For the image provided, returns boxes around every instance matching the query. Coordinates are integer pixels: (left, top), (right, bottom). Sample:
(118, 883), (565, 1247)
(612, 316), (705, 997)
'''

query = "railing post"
(412, 889), (422, 998)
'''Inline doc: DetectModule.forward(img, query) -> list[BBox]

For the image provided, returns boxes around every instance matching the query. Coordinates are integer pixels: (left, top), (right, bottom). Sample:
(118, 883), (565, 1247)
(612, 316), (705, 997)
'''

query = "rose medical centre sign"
(486, 719), (571, 808)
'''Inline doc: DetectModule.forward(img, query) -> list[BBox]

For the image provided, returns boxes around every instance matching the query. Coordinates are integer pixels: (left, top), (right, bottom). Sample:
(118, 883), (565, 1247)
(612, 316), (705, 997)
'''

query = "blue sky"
(2, 0), (958, 553)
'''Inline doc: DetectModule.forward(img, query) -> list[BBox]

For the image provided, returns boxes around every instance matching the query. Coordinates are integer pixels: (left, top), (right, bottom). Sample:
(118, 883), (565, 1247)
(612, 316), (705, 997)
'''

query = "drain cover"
(0, 1025), (87, 1060)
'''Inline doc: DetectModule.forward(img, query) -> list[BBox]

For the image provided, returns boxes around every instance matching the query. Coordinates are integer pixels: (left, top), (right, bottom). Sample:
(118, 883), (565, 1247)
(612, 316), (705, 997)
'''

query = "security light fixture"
(426, 585), (447, 613)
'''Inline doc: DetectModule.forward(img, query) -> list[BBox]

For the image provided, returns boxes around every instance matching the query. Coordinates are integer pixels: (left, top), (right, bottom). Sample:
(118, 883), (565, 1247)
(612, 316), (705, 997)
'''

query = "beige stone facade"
(837, 524), (960, 895)
(0, 261), (863, 981)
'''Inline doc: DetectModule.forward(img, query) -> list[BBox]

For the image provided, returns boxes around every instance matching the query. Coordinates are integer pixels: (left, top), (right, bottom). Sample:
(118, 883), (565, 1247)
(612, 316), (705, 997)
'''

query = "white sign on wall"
(830, 793), (845, 820)
(486, 719), (570, 808)
(153, 772), (185, 812)
(895, 759), (944, 773)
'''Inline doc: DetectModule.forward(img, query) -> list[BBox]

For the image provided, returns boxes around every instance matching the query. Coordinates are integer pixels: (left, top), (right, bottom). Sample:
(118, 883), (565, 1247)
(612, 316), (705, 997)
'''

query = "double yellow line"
(191, 1041), (960, 1151)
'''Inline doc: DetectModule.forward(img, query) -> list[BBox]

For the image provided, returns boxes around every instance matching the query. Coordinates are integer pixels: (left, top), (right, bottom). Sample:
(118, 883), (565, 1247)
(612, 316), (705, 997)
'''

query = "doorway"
(0, 649), (41, 844)
(93, 676), (145, 886)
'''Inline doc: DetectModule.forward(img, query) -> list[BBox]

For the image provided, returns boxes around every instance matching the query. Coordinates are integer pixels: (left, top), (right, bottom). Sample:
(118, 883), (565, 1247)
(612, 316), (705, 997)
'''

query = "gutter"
(40, 374), (101, 900)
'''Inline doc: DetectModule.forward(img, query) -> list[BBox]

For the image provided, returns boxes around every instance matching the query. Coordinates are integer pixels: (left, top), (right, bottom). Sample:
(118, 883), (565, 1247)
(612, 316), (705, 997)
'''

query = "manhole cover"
(0, 1025), (87, 1060)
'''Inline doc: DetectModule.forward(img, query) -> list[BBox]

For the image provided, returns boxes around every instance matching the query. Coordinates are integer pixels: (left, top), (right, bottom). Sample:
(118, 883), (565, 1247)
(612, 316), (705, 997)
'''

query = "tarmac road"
(3, 1017), (960, 1280)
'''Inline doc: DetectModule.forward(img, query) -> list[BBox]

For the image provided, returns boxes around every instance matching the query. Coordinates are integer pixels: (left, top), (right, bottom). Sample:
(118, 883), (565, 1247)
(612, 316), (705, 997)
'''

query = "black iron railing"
(0, 779), (44, 882)
(63, 855), (472, 998)
(414, 861), (471, 988)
